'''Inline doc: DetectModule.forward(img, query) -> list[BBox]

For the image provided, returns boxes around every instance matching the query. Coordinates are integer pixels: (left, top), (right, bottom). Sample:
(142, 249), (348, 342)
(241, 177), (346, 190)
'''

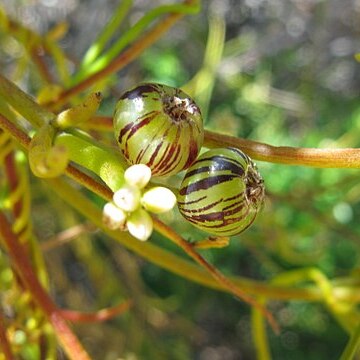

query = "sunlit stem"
(0, 73), (54, 128)
(340, 322), (360, 360)
(77, 0), (133, 71)
(74, 2), (201, 82)
(55, 92), (102, 129)
(55, 132), (126, 192)
(192, 236), (230, 249)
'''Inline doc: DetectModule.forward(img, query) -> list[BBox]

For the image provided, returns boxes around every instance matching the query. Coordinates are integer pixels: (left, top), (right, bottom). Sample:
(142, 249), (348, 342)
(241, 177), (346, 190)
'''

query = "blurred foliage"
(1, 0), (360, 359)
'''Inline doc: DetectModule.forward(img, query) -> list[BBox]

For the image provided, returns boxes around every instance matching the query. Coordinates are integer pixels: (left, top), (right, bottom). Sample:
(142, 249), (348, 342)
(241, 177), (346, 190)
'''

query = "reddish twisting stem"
(0, 312), (15, 360)
(153, 218), (280, 333)
(0, 113), (279, 331)
(0, 211), (91, 360)
(59, 300), (132, 323)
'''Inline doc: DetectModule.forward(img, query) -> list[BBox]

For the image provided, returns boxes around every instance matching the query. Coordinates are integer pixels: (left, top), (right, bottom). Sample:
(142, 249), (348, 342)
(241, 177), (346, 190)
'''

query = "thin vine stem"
(0, 312), (15, 360)
(84, 117), (360, 168)
(0, 114), (30, 148)
(45, 175), (324, 302)
(1, 3), (359, 355)
(0, 113), (319, 306)
(0, 211), (91, 360)
(4, 152), (22, 220)
(153, 218), (279, 333)
(0, 113), (116, 199)
(30, 47), (55, 84)
(0, 74), (54, 128)
(41, 223), (97, 251)
(74, 2), (200, 82)
(2, 112), (360, 305)
(78, 0), (133, 71)
(59, 158), (280, 328)
(3, 14), (70, 85)
(4, 73), (358, 170)
(204, 130), (360, 168)
(46, 0), (198, 109)
(340, 321), (360, 360)
(3, 15), (52, 84)
(251, 300), (271, 360)
(59, 300), (132, 323)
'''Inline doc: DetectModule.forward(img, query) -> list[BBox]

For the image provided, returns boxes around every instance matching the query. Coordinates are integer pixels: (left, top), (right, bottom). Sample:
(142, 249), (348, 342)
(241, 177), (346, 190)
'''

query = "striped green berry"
(114, 83), (204, 177)
(177, 147), (265, 236)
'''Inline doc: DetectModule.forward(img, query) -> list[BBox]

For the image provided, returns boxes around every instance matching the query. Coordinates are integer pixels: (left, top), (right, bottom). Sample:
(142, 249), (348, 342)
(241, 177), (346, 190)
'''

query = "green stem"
(0, 73), (54, 128)
(182, 14), (225, 118)
(340, 322), (360, 360)
(82, 117), (360, 169)
(55, 132), (125, 192)
(3, 112), (360, 307)
(47, 0), (200, 108)
(204, 130), (360, 168)
(42, 176), (344, 303)
(251, 299), (272, 360)
(44, 39), (71, 86)
(0, 77), (124, 190)
(272, 268), (360, 333)
(75, 1), (200, 81)
(76, 0), (133, 77)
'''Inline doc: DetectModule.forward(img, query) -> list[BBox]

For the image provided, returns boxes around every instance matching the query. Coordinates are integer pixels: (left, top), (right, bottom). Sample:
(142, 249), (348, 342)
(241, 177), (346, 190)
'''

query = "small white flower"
(141, 187), (176, 214)
(102, 164), (176, 242)
(127, 209), (153, 241)
(102, 202), (127, 230)
(113, 185), (141, 212)
(124, 164), (152, 189)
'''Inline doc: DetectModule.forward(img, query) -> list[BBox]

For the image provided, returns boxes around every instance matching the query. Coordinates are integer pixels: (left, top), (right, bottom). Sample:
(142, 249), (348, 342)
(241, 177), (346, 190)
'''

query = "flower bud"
(113, 185), (141, 212)
(127, 209), (153, 241)
(124, 164), (152, 189)
(141, 187), (176, 214)
(103, 203), (126, 230)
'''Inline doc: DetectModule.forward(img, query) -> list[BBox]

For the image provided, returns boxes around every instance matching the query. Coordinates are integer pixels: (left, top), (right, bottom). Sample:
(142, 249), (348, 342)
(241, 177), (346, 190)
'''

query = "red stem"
(59, 300), (132, 323)
(153, 218), (279, 333)
(2, 134), (31, 297)
(0, 211), (91, 360)
(31, 47), (55, 84)
(0, 311), (15, 360)
(0, 113), (280, 330)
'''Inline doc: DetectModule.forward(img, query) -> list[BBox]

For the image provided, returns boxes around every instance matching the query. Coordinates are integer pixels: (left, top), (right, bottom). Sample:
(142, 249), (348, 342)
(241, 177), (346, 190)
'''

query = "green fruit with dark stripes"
(114, 83), (204, 177)
(177, 147), (265, 236)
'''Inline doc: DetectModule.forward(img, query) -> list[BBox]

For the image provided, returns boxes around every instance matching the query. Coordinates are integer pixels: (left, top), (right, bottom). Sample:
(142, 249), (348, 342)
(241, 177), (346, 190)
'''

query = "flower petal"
(124, 164), (152, 189)
(102, 202), (127, 230)
(127, 209), (153, 241)
(113, 185), (141, 212)
(141, 187), (176, 214)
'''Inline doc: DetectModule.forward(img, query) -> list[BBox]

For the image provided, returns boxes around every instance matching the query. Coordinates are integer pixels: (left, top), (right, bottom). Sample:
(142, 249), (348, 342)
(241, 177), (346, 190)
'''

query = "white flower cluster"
(103, 164), (176, 241)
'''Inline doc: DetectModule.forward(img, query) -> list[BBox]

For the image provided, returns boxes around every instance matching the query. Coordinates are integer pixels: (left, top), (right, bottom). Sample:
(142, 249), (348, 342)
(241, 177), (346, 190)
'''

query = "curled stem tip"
(56, 92), (102, 129)
(29, 123), (69, 178)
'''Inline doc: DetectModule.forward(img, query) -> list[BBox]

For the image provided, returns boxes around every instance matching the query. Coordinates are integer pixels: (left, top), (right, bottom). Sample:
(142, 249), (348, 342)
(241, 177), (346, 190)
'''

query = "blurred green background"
(1, 0), (360, 359)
